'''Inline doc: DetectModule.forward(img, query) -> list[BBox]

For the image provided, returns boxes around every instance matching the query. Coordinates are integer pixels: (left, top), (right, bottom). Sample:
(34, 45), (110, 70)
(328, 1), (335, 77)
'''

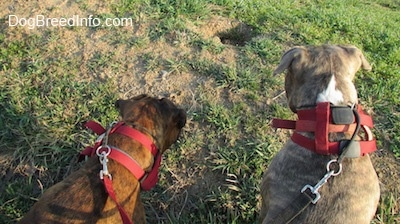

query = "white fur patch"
(317, 75), (344, 104)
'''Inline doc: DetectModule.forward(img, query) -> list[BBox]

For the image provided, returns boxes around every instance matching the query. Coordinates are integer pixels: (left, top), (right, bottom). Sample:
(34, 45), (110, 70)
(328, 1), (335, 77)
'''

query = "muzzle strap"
(272, 103), (376, 156)
(315, 102), (330, 154)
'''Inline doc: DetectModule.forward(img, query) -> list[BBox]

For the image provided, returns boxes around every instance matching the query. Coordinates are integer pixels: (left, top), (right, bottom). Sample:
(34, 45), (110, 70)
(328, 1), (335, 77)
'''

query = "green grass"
(1, 0), (399, 223)
(0, 34), (119, 223)
(374, 191), (400, 224)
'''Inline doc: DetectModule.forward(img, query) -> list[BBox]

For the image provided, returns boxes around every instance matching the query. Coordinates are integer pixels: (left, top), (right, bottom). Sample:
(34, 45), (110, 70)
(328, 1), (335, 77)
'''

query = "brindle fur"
(260, 45), (379, 224)
(18, 94), (186, 224)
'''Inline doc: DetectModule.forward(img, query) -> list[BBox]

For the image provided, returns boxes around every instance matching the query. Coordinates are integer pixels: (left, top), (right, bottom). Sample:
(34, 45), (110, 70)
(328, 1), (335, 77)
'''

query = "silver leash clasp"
(95, 121), (118, 180)
(301, 159), (342, 204)
(96, 145), (112, 180)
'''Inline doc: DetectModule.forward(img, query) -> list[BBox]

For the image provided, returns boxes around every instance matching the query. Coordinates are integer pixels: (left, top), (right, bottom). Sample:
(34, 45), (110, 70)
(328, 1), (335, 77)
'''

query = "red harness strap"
(272, 102), (377, 156)
(113, 124), (161, 191)
(103, 176), (134, 224)
(80, 121), (161, 224)
(315, 102), (330, 154)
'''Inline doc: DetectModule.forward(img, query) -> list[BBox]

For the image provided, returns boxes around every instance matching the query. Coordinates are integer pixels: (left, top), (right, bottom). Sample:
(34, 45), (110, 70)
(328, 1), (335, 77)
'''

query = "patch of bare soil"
(372, 149), (400, 194)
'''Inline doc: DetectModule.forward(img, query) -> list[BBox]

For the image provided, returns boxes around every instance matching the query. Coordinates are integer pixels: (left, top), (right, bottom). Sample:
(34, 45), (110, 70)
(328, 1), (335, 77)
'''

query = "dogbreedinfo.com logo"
(8, 14), (134, 29)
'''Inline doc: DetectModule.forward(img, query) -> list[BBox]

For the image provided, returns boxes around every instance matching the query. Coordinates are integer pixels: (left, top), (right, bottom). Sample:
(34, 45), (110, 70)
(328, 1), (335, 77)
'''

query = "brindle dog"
(260, 45), (379, 224)
(19, 94), (186, 224)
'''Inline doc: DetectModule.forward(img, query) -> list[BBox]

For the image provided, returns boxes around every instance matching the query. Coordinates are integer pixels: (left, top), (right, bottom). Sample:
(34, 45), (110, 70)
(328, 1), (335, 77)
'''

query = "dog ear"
(273, 47), (304, 76)
(174, 109), (187, 129)
(341, 45), (372, 71)
(359, 50), (372, 71)
(115, 95), (148, 110)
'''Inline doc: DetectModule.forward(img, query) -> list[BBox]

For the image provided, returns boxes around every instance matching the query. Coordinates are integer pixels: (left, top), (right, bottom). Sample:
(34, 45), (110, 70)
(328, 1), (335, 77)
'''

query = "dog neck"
(81, 121), (161, 189)
(124, 122), (160, 152)
(298, 74), (358, 142)
(316, 75), (345, 106)
(272, 102), (376, 157)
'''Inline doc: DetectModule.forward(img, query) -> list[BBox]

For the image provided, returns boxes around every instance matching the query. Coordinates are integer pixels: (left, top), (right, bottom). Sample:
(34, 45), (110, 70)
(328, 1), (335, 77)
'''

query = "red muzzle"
(272, 102), (376, 157)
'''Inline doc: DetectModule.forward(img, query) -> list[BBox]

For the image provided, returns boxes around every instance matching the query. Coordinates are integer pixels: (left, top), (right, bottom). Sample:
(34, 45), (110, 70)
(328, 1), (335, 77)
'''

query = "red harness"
(272, 102), (376, 156)
(79, 121), (161, 224)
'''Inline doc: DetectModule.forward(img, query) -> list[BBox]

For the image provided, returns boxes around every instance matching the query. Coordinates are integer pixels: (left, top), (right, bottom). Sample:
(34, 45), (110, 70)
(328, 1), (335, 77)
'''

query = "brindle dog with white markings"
(260, 45), (379, 224)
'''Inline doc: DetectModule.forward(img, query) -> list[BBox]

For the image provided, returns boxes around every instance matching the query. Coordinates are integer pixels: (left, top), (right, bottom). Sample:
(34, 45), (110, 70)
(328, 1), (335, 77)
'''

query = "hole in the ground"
(217, 23), (256, 46)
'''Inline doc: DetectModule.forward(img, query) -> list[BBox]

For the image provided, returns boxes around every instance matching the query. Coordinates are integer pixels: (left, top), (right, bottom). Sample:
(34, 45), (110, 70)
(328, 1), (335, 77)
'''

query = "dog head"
(114, 94), (186, 153)
(273, 45), (371, 112)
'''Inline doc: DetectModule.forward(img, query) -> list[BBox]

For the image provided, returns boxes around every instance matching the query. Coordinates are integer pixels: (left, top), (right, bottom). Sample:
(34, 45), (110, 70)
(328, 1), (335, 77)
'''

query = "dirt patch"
(185, 15), (256, 46)
(372, 149), (400, 194)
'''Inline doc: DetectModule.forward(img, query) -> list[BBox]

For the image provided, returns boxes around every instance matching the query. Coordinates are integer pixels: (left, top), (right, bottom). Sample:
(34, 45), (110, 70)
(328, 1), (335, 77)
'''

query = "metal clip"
(301, 159), (342, 204)
(97, 145), (112, 180)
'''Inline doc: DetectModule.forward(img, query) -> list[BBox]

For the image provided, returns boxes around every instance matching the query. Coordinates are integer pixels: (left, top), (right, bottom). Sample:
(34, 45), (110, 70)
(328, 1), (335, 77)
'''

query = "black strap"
(338, 108), (361, 163)
(331, 105), (354, 124)
(269, 189), (314, 224)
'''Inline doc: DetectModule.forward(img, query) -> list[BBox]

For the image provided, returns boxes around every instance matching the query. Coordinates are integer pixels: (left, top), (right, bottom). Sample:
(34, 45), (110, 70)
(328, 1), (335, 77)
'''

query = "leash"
(97, 145), (133, 224)
(269, 102), (376, 223)
(268, 160), (342, 224)
(80, 121), (161, 224)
